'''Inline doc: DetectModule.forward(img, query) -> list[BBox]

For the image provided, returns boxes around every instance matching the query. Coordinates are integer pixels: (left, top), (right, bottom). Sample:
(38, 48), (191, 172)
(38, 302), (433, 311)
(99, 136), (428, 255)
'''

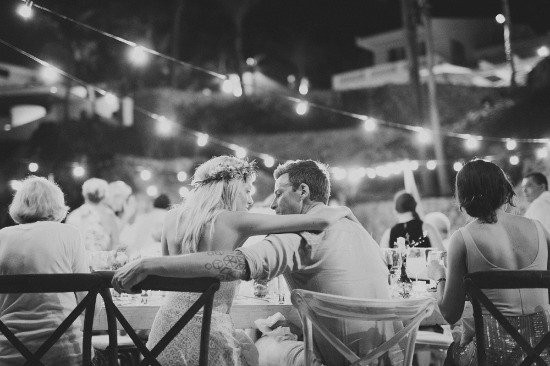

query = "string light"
(509, 155), (519, 165)
(464, 135), (480, 150)
(72, 165), (85, 178)
(295, 101), (308, 115)
(417, 129), (432, 144)
(366, 168), (376, 179)
(495, 14), (506, 24)
(262, 155), (275, 168)
(40, 64), (60, 84)
(140, 169), (152, 181)
(13, 3), (550, 153)
(330, 167), (347, 181)
(156, 116), (173, 136)
(196, 133), (209, 147)
(146, 185), (158, 197)
(453, 162), (463, 172)
(28, 162), (38, 172)
(128, 45), (148, 66)
(426, 160), (437, 170)
(235, 147), (247, 159)
(363, 117), (377, 132)
(177, 171), (188, 182)
(17, 1), (33, 19)
(505, 138), (517, 150)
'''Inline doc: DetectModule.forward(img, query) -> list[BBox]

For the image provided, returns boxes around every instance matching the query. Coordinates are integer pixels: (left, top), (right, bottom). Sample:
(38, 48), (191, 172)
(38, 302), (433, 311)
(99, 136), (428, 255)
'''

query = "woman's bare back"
(465, 213), (540, 270)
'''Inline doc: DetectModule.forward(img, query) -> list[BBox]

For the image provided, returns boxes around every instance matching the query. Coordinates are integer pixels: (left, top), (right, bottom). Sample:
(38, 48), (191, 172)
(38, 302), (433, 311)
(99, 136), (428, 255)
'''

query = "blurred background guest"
(66, 177), (119, 251)
(0, 176), (90, 366)
(105, 180), (135, 246)
(428, 160), (550, 365)
(424, 211), (452, 251)
(379, 191), (445, 250)
(522, 172), (550, 232)
(125, 193), (171, 258)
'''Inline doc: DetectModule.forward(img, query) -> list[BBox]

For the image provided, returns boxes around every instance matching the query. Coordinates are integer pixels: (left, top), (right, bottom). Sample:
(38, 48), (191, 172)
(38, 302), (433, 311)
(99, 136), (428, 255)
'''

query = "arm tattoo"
(203, 252), (250, 281)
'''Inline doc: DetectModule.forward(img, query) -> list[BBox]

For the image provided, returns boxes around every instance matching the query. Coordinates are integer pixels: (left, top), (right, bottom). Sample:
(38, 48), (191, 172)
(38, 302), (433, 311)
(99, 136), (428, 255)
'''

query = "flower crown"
(192, 160), (257, 188)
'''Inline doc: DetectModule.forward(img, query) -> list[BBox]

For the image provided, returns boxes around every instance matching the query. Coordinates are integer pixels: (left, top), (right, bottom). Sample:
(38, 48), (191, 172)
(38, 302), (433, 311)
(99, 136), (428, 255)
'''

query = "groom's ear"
(298, 183), (310, 200)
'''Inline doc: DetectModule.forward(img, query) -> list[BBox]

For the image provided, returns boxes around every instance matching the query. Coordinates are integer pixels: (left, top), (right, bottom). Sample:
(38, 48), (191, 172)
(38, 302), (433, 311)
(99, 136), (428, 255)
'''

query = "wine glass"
(406, 248), (426, 282)
(383, 248), (402, 284)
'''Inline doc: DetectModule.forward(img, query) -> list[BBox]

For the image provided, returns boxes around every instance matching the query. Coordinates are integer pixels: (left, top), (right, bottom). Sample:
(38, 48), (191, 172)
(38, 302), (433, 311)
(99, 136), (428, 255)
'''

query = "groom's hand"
(112, 259), (147, 294)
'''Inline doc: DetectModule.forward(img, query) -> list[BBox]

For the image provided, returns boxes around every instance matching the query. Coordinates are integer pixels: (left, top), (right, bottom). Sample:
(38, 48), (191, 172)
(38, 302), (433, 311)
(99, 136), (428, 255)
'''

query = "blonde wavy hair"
(176, 156), (256, 254)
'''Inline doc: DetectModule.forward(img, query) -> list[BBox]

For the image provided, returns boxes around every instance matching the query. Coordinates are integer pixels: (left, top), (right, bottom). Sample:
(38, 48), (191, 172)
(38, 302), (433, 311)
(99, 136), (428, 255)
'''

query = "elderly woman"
(66, 177), (119, 251)
(428, 160), (550, 365)
(0, 176), (89, 366)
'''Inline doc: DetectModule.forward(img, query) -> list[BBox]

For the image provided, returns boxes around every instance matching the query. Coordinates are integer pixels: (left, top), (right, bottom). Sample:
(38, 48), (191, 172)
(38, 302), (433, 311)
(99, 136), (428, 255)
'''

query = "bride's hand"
(316, 206), (361, 226)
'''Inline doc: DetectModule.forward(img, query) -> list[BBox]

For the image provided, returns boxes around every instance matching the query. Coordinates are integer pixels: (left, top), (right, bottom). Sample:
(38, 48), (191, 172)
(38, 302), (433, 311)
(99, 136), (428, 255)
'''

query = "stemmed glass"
(406, 248), (426, 282)
(382, 248), (402, 285)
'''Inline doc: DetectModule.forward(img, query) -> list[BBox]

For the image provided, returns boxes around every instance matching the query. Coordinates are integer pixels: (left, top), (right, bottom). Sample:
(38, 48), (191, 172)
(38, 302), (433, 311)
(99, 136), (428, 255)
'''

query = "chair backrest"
(0, 273), (106, 366)
(95, 271), (220, 366)
(291, 289), (435, 366)
(464, 270), (550, 366)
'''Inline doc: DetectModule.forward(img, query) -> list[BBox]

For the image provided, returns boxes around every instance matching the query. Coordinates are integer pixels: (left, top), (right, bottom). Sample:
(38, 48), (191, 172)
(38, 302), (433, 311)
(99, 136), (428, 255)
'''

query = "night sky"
(0, 0), (549, 88)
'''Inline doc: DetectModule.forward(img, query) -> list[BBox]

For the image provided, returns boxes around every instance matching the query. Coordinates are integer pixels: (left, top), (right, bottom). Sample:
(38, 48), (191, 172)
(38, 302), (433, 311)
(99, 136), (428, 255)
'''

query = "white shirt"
(525, 191), (550, 233)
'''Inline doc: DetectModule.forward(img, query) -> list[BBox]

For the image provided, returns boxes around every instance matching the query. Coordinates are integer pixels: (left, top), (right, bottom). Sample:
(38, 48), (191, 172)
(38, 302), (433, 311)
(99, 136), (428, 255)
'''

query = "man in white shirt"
(522, 172), (550, 232)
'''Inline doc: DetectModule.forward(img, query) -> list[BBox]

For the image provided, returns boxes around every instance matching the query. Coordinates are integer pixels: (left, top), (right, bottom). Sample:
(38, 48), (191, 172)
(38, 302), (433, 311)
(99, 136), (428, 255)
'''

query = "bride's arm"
(221, 206), (356, 237)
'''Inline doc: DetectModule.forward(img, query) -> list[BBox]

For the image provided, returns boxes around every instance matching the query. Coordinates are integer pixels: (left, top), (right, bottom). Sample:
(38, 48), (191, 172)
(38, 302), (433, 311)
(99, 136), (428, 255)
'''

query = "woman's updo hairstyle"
(394, 191), (420, 220)
(456, 159), (515, 223)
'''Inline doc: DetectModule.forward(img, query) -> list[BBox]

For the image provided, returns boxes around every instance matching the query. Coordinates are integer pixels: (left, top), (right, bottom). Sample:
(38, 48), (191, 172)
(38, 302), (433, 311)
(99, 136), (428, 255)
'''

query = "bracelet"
(436, 278), (447, 287)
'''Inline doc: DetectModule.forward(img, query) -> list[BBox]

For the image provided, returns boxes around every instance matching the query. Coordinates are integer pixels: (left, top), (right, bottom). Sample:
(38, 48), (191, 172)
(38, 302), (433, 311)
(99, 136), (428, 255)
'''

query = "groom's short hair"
(273, 160), (331, 204)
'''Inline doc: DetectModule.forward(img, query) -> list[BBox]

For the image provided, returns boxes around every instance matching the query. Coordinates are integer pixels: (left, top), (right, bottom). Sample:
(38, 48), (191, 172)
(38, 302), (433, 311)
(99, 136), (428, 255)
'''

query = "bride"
(145, 156), (355, 366)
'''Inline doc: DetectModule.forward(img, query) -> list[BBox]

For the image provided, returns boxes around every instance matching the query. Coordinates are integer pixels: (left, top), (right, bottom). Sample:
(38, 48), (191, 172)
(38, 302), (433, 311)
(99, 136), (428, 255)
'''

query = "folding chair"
(291, 289), (435, 366)
(0, 273), (108, 366)
(464, 270), (550, 366)
(94, 271), (220, 366)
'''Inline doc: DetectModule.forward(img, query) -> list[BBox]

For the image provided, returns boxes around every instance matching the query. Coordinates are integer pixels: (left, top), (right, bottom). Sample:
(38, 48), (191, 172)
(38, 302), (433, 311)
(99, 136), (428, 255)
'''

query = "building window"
(388, 47), (406, 62)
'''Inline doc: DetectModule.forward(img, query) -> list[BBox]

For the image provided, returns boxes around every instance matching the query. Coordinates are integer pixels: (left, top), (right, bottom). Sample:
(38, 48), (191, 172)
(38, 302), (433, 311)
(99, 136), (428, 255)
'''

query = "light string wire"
(0, 37), (278, 166)
(29, 1), (226, 80)
(16, 0), (550, 145)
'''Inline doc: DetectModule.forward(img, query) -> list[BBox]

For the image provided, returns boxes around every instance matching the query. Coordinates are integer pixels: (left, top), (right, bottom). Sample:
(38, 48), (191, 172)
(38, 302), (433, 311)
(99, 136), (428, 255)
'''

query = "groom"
(113, 159), (390, 366)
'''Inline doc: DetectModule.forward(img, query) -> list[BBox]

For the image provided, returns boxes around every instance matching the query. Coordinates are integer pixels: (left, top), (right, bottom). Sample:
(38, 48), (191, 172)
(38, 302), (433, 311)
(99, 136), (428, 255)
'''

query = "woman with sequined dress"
(428, 160), (550, 365)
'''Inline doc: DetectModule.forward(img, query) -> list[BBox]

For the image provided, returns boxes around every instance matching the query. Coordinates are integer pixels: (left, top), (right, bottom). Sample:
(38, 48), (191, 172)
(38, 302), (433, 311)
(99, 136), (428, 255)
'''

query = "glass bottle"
(395, 260), (412, 298)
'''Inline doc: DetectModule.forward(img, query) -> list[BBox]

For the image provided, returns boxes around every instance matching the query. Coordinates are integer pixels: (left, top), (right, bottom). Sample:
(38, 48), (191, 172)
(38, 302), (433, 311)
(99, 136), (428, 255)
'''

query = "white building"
(332, 18), (550, 90)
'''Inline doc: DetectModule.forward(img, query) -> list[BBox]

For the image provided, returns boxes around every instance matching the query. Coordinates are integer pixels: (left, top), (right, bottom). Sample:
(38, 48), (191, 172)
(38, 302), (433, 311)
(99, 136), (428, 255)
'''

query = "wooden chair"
(0, 273), (108, 366)
(464, 271), (550, 366)
(291, 289), (435, 366)
(94, 271), (220, 366)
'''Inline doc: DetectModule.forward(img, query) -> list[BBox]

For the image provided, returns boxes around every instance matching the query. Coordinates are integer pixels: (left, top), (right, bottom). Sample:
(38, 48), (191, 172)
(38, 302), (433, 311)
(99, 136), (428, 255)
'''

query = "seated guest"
(428, 160), (550, 365)
(0, 176), (90, 366)
(522, 172), (550, 232)
(380, 191), (445, 250)
(113, 159), (391, 366)
(66, 177), (119, 251)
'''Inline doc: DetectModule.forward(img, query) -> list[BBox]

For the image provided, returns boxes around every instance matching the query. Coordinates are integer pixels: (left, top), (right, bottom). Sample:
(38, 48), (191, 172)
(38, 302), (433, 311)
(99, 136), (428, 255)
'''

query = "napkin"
(254, 312), (298, 341)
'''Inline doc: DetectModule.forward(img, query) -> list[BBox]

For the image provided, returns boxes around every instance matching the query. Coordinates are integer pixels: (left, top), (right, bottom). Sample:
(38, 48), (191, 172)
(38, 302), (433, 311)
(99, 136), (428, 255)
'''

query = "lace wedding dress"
(147, 281), (257, 366)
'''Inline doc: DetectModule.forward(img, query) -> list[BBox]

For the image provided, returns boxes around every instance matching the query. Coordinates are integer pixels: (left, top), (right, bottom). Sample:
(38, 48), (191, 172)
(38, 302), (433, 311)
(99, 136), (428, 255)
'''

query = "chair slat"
(465, 270), (550, 366)
(291, 289), (435, 366)
(97, 271), (220, 366)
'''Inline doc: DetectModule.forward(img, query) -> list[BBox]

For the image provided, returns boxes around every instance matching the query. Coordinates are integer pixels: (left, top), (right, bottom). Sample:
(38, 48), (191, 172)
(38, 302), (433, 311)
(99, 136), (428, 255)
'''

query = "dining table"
(92, 292), (302, 332)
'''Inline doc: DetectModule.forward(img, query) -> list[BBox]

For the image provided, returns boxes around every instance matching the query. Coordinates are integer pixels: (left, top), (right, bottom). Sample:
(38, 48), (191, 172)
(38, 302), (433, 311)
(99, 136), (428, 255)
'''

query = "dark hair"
(153, 194), (171, 209)
(525, 172), (548, 191)
(273, 160), (331, 204)
(456, 160), (515, 223)
(394, 191), (420, 220)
